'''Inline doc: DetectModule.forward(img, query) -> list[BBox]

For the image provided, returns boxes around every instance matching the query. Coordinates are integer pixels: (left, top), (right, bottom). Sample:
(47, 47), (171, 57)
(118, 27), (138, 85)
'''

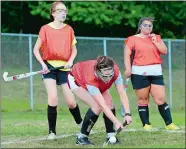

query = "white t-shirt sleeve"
(86, 84), (101, 95)
(114, 72), (123, 85)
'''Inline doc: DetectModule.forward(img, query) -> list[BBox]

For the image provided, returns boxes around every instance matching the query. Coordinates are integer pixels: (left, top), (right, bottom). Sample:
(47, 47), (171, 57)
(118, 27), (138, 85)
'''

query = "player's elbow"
(161, 47), (168, 55)
(164, 49), (168, 55)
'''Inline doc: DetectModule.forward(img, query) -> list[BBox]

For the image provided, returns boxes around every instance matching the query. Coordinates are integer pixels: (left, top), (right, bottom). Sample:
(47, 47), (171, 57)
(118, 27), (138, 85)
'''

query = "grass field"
(1, 68), (185, 148)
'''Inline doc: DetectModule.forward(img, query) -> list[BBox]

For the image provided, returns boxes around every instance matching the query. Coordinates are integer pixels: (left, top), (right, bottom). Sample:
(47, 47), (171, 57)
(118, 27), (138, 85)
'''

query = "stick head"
(3, 72), (8, 81)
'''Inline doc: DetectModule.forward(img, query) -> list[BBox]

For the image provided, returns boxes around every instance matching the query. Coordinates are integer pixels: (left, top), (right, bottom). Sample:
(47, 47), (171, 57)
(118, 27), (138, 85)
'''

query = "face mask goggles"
(96, 67), (114, 83)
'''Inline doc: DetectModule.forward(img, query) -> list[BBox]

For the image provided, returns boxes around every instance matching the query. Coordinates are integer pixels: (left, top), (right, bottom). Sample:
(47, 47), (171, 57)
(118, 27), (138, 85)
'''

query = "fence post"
(103, 38), (107, 56)
(29, 34), (34, 110)
(168, 39), (172, 108)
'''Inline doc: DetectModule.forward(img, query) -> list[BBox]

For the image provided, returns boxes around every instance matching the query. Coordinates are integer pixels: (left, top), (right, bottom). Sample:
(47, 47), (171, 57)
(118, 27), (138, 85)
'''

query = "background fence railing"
(1, 33), (185, 110)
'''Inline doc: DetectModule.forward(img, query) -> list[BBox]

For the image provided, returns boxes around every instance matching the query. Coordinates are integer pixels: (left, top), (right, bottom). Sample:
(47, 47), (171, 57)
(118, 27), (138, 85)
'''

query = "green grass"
(1, 112), (185, 148)
(1, 69), (185, 148)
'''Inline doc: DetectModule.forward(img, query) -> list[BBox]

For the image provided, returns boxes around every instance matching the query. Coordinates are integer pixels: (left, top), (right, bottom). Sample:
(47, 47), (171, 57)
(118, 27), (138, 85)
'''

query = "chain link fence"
(1, 33), (185, 110)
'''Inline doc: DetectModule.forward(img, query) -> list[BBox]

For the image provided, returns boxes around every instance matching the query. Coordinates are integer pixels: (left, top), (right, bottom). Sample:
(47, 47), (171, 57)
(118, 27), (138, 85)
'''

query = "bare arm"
(151, 34), (167, 55)
(33, 37), (49, 73)
(115, 84), (132, 124)
(33, 37), (45, 65)
(124, 45), (132, 71)
(69, 45), (77, 62)
(64, 45), (77, 68)
(154, 41), (167, 55)
(116, 84), (130, 113)
(124, 45), (133, 78)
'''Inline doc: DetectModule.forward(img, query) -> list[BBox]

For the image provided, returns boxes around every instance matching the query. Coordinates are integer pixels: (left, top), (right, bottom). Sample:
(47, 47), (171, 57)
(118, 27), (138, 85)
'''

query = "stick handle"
(116, 121), (128, 134)
(125, 78), (130, 83)
(48, 66), (65, 71)
(38, 66), (66, 74)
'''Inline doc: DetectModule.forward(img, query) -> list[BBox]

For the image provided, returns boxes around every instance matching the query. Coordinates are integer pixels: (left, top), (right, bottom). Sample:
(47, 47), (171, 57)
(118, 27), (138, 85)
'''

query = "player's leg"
(73, 87), (102, 114)
(150, 75), (179, 130)
(41, 62), (60, 140)
(102, 90), (120, 144)
(73, 87), (101, 145)
(68, 74), (101, 145)
(43, 78), (58, 139)
(135, 87), (152, 130)
(59, 71), (83, 127)
(131, 74), (152, 130)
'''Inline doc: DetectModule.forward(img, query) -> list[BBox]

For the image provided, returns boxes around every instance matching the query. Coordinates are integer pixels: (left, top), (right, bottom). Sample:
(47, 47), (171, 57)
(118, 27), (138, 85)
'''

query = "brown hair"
(50, 1), (64, 21)
(136, 17), (155, 34)
(95, 56), (114, 71)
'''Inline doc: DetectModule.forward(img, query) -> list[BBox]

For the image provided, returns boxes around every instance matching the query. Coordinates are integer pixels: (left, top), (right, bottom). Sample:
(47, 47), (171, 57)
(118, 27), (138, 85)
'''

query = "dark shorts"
(131, 74), (165, 90)
(42, 61), (69, 85)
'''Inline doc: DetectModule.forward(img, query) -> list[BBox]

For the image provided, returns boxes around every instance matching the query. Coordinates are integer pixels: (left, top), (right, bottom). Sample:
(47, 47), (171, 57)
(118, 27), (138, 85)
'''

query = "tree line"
(1, 1), (186, 39)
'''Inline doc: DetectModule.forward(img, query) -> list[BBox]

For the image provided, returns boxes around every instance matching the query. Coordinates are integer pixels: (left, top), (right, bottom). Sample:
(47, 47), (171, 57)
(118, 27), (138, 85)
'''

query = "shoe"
(47, 131), (56, 140)
(106, 136), (120, 145)
(143, 124), (152, 131)
(166, 123), (180, 130)
(76, 136), (93, 145)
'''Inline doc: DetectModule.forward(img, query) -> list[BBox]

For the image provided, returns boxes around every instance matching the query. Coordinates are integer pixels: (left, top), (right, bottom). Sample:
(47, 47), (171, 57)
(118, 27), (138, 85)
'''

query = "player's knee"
(154, 97), (166, 105)
(48, 100), (58, 106)
(67, 102), (76, 109)
(91, 106), (102, 115)
(138, 97), (149, 104)
(48, 95), (58, 105)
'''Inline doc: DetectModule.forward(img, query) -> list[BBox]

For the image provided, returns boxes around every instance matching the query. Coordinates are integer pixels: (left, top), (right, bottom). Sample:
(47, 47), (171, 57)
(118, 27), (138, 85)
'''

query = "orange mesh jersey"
(71, 60), (120, 93)
(125, 34), (163, 66)
(39, 24), (75, 61)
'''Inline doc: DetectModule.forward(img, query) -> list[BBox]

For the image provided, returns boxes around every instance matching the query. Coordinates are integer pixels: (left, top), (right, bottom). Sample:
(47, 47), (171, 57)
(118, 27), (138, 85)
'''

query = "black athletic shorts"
(42, 61), (69, 85)
(131, 74), (165, 89)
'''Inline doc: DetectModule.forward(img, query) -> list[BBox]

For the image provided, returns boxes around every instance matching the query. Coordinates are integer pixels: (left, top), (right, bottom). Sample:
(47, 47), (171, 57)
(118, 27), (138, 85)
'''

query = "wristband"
(125, 113), (132, 116)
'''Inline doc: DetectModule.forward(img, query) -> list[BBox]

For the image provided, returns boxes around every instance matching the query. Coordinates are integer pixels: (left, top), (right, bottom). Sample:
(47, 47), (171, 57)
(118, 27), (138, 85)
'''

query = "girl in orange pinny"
(33, 1), (83, 140)
(124, 17), (179, 131)
(68, 56), (132, 145)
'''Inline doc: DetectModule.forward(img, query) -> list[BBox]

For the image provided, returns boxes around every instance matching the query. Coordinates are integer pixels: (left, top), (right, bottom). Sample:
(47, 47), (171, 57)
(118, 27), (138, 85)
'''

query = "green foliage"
(29, 1), (51, 20)
(28, 1), (186, 38)
(141, 1), (186, 38)
(1, 1), (186, 38)
(1, 110), (185, 148)
(28, 1), (151, 28)
(1, 1), (24, 33)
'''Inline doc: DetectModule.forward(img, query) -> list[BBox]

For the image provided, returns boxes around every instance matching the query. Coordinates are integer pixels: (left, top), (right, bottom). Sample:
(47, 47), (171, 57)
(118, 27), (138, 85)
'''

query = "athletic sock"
(47, 105), (57, 134)
(158, 102), (172, 125)
(81, 108), (99, 136)
(69, 104), (82, 125)
(138, 105), (151, 126)
(103, 109), (116, 134)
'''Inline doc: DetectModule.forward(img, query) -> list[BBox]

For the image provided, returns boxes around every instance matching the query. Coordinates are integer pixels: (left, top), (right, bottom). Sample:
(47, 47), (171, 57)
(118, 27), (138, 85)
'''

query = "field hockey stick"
(3, 66), (65, 82)
(120, 78), (130, 117)
(102, 121), (128, 147)
(124, 78), (130, 91)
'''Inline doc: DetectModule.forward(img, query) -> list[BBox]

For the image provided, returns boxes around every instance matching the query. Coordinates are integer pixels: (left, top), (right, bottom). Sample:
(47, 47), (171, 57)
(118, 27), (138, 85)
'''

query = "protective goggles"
(141, 23), (153, 28)
(99, 67), (114, 78)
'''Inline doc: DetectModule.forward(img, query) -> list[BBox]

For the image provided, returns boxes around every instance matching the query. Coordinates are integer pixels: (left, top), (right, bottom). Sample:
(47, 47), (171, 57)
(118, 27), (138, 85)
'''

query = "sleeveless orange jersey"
(71, 60), (120, 93)
(125, 34), (163, 66)
(39, 24), (75, 61)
